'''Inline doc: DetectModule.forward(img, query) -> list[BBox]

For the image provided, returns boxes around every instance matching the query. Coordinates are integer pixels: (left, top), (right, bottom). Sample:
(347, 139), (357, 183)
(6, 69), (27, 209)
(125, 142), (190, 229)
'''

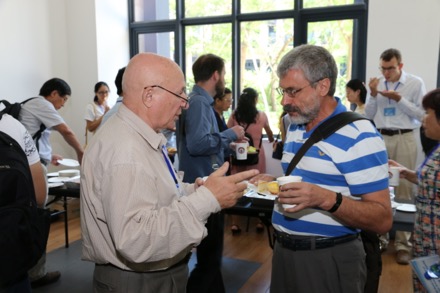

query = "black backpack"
(0, 98), (46, 149)
(0, 114), (50, 287)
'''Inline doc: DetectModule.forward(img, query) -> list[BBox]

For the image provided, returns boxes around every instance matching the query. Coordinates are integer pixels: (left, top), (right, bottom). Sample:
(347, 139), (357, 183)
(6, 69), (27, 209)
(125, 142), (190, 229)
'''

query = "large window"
(129, 0), (368, 133)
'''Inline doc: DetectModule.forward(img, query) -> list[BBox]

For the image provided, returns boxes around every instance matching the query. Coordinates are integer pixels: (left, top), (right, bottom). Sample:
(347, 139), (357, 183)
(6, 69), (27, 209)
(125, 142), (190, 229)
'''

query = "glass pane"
(134, 0), (175, 21)
(185, 24), (232, 94)
(138, 32), (175, 61)
(240, 19), (294, 135)
(241, 0), (294, 13)
(303, 0), (357, 9)
(185, 0), (231, 18)
(308, 19), (354, 107)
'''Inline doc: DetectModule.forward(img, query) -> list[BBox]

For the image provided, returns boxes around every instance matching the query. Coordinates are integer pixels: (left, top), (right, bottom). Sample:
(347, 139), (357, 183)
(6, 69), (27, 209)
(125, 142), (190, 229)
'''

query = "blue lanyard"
(161, 145), (180, 190)
(385, 81), (400, 104)
(417, 143), (440, 182)
(385, 81), (400, 91)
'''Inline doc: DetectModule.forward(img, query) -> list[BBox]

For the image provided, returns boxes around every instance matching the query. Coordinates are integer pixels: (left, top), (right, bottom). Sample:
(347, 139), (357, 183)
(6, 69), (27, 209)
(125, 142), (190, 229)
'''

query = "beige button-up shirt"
(80, 104), (220, 271)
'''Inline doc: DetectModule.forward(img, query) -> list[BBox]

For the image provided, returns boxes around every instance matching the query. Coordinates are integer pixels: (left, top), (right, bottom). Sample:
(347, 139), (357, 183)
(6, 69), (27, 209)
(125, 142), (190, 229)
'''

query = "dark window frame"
(128, 0), (369, 97)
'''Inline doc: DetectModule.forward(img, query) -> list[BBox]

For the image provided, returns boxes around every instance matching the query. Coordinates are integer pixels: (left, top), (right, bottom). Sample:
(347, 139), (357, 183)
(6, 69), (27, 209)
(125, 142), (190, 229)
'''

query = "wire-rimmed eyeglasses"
(145, 85), (189, 106)
(276, 78), (325, 98)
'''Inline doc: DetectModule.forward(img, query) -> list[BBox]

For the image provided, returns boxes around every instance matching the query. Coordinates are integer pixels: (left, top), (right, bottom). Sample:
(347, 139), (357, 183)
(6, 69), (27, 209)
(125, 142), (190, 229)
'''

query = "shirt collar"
(116, 104), (166, 151)
(191, 84), (214, 105)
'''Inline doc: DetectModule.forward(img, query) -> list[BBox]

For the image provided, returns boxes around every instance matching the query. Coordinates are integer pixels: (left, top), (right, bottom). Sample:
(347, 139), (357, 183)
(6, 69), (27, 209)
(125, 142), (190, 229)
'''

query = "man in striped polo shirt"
(250, 44), (392, 293)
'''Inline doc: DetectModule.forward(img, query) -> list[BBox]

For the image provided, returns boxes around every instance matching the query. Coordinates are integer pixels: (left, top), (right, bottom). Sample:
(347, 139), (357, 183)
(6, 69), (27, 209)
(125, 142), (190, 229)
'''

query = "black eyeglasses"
(276, 78), (325, 98)
(146, 85), (189, 106)
(379, 66), (397, 72)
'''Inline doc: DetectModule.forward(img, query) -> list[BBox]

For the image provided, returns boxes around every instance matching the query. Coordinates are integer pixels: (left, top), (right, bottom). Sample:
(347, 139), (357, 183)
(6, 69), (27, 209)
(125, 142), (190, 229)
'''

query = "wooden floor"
(47, 214), (414, 293)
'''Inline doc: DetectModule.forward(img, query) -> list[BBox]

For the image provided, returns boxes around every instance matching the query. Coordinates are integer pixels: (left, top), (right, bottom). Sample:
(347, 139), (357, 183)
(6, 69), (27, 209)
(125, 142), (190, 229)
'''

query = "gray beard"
(284, 104), (320, 125)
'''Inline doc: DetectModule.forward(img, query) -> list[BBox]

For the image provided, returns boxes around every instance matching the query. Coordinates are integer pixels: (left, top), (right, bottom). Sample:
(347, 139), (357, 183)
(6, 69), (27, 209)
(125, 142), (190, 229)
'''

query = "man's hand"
(248, 173), (276, 186)
(230, 125), (246, 141)
(277, 181), (333, 212)
(51, 154), (63, 166)
(203, 162), (259, 209)
(368, 77), (380, 97)
(378, 90), (401, 102)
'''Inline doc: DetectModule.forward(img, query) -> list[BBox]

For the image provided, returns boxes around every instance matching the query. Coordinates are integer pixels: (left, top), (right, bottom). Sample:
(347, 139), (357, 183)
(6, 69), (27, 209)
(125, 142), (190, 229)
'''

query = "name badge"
(384, 107), (396, 116)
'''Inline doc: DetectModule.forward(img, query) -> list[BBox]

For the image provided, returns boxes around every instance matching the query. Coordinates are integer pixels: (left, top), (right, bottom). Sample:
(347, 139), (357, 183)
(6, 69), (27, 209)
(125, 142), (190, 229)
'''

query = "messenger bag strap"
(285, 112), (368, 176)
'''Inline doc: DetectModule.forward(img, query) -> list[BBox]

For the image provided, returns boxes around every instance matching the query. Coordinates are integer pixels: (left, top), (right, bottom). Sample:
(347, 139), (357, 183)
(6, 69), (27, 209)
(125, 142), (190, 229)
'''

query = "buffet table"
(49, 183), (415, 249)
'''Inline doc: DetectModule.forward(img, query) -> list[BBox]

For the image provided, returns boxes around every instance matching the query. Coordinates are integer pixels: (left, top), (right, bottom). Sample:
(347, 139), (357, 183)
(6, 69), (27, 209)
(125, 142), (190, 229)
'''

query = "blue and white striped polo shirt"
(273, 99), (389, 237)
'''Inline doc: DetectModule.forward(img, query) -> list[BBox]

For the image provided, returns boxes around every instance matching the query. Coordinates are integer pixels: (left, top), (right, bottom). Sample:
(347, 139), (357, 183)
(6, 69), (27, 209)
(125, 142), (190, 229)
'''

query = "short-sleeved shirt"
(19, 96), (65, 162)
(0, 113), (40, 165)
(276, 98), (389, 237)
(84, 102), (106, 122)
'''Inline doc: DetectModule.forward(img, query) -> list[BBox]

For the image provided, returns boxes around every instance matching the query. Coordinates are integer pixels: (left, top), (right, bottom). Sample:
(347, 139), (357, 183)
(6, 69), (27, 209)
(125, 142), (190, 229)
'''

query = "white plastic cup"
(388, 167), (400, 187)
(277, 175), (302, 209)
(235, 142), (248, 160)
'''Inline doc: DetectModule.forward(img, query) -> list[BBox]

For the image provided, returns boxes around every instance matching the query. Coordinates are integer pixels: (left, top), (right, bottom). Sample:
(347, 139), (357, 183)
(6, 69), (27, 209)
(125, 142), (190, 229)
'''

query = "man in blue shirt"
(250, 45), (392, 293)
(177, 53), (245, 293)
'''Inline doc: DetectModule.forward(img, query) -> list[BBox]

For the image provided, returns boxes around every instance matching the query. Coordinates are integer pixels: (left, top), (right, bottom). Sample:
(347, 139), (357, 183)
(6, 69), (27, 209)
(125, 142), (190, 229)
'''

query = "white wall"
(0, 0), (438, 174)
(0, 0), (129, 171)
(366, 0), (440, 92)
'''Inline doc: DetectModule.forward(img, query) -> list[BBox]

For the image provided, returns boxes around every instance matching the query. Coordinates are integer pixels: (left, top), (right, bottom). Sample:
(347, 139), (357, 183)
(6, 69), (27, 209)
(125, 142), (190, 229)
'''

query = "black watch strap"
(328, 192), (343, 213)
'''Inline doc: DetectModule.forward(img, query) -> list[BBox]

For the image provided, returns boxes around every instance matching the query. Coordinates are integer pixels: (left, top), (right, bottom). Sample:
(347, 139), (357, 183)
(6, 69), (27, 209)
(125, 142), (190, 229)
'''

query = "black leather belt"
(274, 230), (359, 251)
(378, 129), (412, 136)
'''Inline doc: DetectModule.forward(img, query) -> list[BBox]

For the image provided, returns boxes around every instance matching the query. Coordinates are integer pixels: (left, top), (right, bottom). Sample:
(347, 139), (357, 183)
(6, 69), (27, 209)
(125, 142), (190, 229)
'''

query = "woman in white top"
(346, 79), (367, 115)
(84, 81), (111, 133)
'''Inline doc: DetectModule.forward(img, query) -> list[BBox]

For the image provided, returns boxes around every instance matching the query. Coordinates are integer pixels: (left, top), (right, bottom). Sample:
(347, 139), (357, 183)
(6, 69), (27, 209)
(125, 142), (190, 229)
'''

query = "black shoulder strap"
(21, 97), (46, 149)
(285, 112), (369, 176)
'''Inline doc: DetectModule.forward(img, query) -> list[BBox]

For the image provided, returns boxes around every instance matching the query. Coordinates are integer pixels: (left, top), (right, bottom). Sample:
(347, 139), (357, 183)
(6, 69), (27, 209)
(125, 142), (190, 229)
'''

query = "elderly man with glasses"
(80, 52), (257, 293)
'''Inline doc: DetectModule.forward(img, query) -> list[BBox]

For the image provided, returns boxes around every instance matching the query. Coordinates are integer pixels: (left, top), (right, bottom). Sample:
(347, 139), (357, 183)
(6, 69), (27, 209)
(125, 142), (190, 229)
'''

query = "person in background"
(19, 78), (84, 288)
(213, 87), (233, 132)
(227, 87), (274, 234)
(176, 53), (246, 293)
(19, 78), (84, 167)
(80, 52), (257, 293)
(347, 78), (382, 293)
(212, 87), (233, 171)
(84, 81), (111, 134)
(365, 48), (426, 264)
(388, 88), (440, 293)
(420, 126), (437, 157)
(0, 113), (46, 293)
(250, 44), (392, 293)
(346, 78), (367, 115)
(161, 122), (177, 163)
(100, 67), (126, 127)
(279, 111), (290, 143)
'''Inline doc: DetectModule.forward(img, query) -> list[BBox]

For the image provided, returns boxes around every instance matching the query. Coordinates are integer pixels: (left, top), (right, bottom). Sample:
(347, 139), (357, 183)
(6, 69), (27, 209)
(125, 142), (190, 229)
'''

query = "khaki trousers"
(383, 131), (417, 252)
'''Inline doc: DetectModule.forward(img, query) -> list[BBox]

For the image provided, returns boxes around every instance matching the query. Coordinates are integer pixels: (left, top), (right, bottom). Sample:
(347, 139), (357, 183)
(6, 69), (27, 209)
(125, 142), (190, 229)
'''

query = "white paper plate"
(47, 172), (59, 177)
(48, 177), (70, 183)
(57, 158), (80, 167)
(246, 183), (277, 200)
(58, 169), (80, 177)
(396, 204), (416, 213)
(66, 175), (80, 183)
(391, 201), (401, 209)
(48, 182), (64, 188)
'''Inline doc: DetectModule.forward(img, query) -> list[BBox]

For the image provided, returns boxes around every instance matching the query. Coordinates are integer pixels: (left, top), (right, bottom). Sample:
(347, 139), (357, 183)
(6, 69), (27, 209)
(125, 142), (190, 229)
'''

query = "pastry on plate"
(267, 181), (279, 195)
(257, 181), (268, 193)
